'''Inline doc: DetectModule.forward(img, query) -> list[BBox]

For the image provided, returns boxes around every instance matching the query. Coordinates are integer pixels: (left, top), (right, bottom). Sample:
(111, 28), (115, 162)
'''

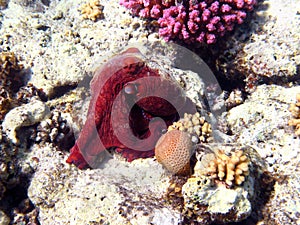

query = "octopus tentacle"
(67, 48), (196, 168)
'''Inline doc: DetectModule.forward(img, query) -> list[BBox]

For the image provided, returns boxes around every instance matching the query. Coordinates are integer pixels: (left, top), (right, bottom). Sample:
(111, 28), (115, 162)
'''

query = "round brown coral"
(155, 130), (193, 175)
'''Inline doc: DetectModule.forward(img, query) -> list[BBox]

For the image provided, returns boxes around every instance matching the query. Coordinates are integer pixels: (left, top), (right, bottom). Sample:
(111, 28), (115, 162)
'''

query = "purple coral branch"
(120, 0), (257, 44)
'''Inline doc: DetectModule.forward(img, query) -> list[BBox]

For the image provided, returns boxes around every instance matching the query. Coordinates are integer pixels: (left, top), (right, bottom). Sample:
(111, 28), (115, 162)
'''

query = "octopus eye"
(124, 83), (138, 95)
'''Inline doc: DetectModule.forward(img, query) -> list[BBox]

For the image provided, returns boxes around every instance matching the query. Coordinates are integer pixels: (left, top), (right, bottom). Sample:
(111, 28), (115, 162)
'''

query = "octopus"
(66, 48), (196, 169)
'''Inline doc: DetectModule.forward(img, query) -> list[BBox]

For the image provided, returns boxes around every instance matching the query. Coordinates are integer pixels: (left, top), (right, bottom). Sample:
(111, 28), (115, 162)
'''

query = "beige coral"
(80, 0), (104, 21)
(288, 93), (300, 136)
(206, 150), (249, 187)
(155, 130), (193, 175)
(168, 112), (212, 143)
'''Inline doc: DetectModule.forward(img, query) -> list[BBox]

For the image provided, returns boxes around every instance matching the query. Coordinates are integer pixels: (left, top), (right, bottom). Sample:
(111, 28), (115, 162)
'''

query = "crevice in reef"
(0, 170), (40, 224)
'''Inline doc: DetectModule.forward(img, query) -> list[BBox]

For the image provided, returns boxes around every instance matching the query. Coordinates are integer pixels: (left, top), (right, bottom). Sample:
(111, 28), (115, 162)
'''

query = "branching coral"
(119, 0), (174, 19)
(288, 93), (300, 136)
(80, 0), (104, 21)
(206, 149), (249, 186)
(168, 112), (212, 143)
(120, 0), (257, 44)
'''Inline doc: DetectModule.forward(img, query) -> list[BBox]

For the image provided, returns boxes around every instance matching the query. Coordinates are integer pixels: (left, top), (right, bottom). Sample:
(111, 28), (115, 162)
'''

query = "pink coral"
(120, 0), (174, 19)
(120, 0), (257, 44)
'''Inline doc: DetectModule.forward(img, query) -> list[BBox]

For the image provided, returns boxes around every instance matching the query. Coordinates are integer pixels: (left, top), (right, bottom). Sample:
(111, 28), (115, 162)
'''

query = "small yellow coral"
(288, 93), (300, 136)
(168, 113), (212, 143)
(155, 130), (193, 176)
(80, 0), (104, 21)
(206, 150), (249, 187)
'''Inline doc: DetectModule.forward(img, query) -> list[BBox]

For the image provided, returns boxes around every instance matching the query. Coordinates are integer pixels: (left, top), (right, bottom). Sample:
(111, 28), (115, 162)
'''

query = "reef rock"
(225, 84), (300, 224)
(181, 144), (263, 224)
(0, 210), (10, 225)
(2, 100), (50, 144)
(215, 0), (300, 91)
(27, 143), (182, 225)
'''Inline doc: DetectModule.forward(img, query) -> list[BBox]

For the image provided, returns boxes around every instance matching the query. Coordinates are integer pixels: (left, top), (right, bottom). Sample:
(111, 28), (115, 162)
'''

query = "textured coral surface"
(155, 130), (193, 175)
(120, 0), (257, 44)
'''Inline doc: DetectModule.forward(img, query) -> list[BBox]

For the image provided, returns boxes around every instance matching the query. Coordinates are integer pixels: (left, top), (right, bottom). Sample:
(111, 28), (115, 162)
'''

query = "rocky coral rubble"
(2, 100), (50, 145)
(27, 145), (180, 225)
(0, 52), (24, 121)
(215, 0), (300, 92)
(225, 85), (300, 223)
(181, 144), (264, 224)
(288, 93), (300, 136)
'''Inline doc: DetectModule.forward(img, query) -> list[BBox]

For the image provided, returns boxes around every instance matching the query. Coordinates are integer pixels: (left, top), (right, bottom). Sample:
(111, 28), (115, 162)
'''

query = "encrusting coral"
(206, 149), (249, 186)
(155, 130), (194, 175)
(288, 93), (300, 136)
(80, 0), (104, 21)
(120, 0), (257, 44)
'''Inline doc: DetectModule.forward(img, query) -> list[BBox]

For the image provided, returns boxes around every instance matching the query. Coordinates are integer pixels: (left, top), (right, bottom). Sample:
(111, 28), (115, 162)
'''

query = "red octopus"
(66, 48), (196, 169)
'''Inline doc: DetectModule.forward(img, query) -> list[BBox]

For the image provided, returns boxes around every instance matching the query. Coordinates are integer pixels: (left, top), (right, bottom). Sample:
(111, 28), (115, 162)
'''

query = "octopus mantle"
(67, 48), (196, 169)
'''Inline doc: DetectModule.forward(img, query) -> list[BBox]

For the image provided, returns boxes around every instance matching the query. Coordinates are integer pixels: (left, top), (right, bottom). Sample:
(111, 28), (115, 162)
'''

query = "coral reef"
(0, 0), (9, 9)
(11, 198), (40, 225)
(226, 85), (300, 173)
(120, 0), (257, 44)
(225, 85), (300, 224)
(225, 89), (244, 109)
(0, 52), (24, 121)
(181, 144), (264, 224)
(168, 112), (212, 142)
(28, 148), (178, 225)
(80, 0), (104, 21)
(206, 149), (249, 186)
(215, 0), (300, 92)
(0, 126), (19, 201)
(2, 100), (50, 144)
(155, 130), (194, 175)
(34, 110), (75, 150)
(288, 93), (300, 136)
(0, 0), (298, 224)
